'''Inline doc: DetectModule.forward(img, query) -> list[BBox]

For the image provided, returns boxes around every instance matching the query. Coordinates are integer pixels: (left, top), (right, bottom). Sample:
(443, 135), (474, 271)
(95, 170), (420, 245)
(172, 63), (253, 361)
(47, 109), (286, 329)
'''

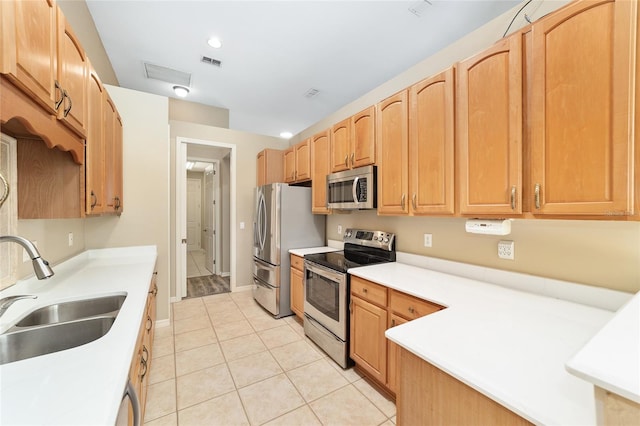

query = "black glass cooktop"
(304, 244), (396, 273)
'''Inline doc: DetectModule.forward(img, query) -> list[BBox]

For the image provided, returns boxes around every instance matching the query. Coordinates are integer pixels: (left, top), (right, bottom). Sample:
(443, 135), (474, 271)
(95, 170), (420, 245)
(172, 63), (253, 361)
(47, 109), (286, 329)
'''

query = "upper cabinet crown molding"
(529, 0), (637, 216)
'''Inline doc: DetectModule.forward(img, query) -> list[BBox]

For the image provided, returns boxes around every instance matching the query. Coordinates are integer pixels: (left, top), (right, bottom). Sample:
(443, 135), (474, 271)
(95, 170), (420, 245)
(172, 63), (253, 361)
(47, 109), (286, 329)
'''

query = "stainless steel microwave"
(326, 165), (377, 210)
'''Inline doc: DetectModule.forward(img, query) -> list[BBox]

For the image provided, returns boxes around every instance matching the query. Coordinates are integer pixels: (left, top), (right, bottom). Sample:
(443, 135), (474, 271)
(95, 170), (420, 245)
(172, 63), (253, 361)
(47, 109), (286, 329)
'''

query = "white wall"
(84, 86), (171, 320)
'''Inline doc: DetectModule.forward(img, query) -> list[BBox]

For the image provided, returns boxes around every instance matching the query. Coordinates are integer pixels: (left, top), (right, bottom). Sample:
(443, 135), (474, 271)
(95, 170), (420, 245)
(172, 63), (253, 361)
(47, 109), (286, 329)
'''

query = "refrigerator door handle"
(259, 193), (267, 250)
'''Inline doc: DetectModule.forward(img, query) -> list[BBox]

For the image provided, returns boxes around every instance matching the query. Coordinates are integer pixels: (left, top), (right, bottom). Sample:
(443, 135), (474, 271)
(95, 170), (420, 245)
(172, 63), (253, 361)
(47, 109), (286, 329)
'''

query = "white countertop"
(566, 291), (640, 404)
(289, 246), (338, 257)
(350, 262), (615, 425)
(0, 246), (158, 425)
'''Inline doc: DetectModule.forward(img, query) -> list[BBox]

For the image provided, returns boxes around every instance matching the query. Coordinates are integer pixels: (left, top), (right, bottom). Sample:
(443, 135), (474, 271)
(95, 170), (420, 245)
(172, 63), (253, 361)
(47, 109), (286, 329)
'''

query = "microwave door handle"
(352, 177), (359, 203)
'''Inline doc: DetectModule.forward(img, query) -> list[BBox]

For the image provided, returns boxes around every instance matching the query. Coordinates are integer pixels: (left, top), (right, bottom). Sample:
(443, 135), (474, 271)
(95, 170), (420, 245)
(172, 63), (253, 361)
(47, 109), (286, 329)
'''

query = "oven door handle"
(304, 261), (346, 284)
(352, 177), (359, 203)
(305, 314), (342, 342)
(253, 276), (273, 289)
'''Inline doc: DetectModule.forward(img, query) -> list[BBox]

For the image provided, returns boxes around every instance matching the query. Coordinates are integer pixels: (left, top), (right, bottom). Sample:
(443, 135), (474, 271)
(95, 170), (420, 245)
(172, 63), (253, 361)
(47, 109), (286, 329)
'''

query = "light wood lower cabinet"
(128, 272), (158, 425)
(350, 292), (387, 384)
(290, 254), (304, 319)
(397, 348), (532, 426)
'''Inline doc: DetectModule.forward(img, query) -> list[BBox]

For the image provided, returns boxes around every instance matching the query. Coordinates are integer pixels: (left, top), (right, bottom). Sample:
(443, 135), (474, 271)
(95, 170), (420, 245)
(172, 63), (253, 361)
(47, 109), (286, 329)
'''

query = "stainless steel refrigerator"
(253, 183), (324, 318)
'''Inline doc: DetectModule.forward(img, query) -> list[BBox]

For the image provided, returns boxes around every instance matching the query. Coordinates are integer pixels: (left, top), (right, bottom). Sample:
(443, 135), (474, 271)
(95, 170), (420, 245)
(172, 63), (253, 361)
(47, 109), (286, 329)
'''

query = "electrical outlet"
(337, 225), (342, 235)
(423, 233), (432, 247)
(68, 232), (74, 247)
(23, 240), (37, 262)
(498, 240), (515, 260)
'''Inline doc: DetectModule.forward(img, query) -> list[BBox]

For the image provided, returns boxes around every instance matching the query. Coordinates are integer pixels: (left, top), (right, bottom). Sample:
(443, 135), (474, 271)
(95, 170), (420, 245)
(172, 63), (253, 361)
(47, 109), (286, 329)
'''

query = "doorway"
(176, 137), (236, 300)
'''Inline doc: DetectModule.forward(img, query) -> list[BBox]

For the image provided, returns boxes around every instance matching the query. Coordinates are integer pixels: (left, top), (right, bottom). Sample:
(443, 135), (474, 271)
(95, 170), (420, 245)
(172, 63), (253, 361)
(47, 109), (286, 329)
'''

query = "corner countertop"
(289, 246), (338, 257)
(349, 262), (616, 425)
(566, 291), (640, 403)
(0, 246), (158, 425)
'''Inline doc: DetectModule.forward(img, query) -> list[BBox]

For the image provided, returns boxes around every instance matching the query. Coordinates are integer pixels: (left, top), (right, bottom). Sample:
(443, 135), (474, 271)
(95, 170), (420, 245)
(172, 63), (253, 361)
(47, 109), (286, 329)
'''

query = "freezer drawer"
(253, 257), (280, 287)
(252, 276), (279, 316)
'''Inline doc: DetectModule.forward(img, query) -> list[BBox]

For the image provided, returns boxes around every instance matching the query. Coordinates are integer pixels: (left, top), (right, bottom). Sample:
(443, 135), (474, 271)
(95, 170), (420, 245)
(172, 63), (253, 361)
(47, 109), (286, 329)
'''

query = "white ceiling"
(86, 0), (521, 139)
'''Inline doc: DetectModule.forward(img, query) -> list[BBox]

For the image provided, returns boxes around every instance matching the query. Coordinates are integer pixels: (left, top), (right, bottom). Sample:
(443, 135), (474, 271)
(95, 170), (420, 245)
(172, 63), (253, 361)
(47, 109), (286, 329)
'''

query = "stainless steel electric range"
(303, 229), (396, 368)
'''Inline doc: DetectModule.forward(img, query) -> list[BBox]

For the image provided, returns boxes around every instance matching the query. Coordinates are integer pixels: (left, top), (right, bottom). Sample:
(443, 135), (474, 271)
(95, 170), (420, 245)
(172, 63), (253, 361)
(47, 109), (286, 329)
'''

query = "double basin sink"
(0, 294), (126, 365)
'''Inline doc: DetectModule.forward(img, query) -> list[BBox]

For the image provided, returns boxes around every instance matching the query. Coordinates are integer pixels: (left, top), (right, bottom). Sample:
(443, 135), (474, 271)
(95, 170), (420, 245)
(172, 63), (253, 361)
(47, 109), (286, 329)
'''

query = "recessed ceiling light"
(280, 132), (293, 139)
(207, 37), (222, 49)
(173, 85), (190, 97)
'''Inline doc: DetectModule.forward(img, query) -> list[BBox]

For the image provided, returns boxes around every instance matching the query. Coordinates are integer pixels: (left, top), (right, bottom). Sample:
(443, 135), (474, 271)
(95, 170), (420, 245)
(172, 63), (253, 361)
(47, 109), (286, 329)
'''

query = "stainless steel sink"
(0, 316), (116, 365)
(13, 295), (126, 327)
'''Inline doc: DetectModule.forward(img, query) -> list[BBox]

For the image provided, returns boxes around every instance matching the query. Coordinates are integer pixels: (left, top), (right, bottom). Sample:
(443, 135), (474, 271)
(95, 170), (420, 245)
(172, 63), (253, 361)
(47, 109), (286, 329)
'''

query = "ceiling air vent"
(304, 88), (320, 98)
(143, 62), (191, 86)
(201, 56), (222, 67)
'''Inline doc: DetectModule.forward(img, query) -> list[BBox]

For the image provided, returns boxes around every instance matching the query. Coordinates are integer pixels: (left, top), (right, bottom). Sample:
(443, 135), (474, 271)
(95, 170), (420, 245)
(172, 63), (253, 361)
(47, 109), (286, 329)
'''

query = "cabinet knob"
(362, 288), (368, 293)
(54, 80), (64, 110)
(90, 190), (97, 209)
(401, 194), (406, 210)
(412, 193), (417, 210)
(510, 186), (517, 210)
(350, 153), (355, 166)
(534, 183), (541, 209)
(345, 155), (349, 167)
(408, 307), (415, 314)
(391, 319), (396, 327)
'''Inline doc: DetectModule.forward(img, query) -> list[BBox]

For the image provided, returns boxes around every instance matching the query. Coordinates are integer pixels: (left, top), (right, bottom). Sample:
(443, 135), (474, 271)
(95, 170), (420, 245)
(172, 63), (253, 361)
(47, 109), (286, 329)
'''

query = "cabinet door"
(377, 90), (409, 215)
(104, 93), (123, 213)
(351, 106), (376, 169)
(330, 118), (350, 172)
(530, 0), (636, 216)
(290, 267), (304, 318)
(283, 147), (295, 183)
(0, 0), (58, 114)
(457, 35), (522, 215)
(387, 313), (408, 394)
(350, 296), (387, 384)
(56, 8), (87, 137)
(256, 150), (266, 186)
(86, 67), (104, 215)
(295, 139), (311, 181)
(409, 67), (455, 215)
(311, 130), (331, 214)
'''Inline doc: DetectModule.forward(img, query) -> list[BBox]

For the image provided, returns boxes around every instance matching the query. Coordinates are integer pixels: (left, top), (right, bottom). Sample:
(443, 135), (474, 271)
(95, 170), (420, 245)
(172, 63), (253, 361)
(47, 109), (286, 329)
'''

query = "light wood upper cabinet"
(55, 8), (87, 137)
(530, 0), (637, 216)
(409, 67), (455, 215)
(295, 139), (311, 181)
(311, 130), (331, 214)
(86, 66), (105, 215)
(377, 90), (409, 215)
(283, 146), (295, 183)
(457, 34), (523, 216)
(330, 107), (376, 173)
(104, 93), (123, 213)
(256, 149), (284, 186)
(0, 0), (58, 114)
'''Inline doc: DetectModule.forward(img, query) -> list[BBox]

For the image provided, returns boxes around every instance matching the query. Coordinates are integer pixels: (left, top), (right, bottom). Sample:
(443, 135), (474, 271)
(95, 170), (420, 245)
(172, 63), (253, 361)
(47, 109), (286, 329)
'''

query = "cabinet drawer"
(389, 290), (441, 320)
(291, 254), (304, 271)
(351, 276), (387, 307)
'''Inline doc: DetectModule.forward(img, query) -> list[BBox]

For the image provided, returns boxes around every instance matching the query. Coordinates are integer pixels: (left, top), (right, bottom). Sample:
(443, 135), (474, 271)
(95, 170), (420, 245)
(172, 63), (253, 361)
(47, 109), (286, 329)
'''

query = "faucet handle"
(0, 295), (37, 317)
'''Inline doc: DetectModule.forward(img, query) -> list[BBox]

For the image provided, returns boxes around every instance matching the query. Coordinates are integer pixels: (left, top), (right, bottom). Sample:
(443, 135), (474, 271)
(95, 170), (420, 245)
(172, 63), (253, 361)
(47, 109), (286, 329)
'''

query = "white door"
(204, 166), (216, 274)
(187, 178), (201, 251)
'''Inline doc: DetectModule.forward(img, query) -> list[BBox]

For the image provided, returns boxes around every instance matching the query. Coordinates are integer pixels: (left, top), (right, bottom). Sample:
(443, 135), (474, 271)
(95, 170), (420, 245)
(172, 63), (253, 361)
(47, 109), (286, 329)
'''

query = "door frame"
(175, 137), (236, 300)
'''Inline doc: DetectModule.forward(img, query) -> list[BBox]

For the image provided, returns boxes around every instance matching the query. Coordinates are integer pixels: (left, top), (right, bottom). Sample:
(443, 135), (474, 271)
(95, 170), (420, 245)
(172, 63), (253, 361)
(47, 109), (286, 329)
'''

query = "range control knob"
(373, 236), (378, 241)
(383, 238), (389, 243)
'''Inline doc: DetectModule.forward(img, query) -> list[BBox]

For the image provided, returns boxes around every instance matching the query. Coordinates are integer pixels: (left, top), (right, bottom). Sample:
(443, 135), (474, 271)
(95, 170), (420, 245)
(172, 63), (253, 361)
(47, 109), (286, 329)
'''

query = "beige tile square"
(238, 374), (305, 425)
(144, 379), (176, 422)
(176, 364), (235, 410)
(175, 342), (225, 376)
(220, 334), (267, 361)
(270, 340), (323, 371)
(262, 405), (321, 426)
(177, 391), (249, 426)
(143, 412), (177, 426)
(152, 336), (174, 358)
(214, 319), (254, 341)
(391, 415), (397, 424)
(173, 315), (212, 335)
(246, 314), (286, 332)
(148, 354), (175, 385)
(173, 297), (204, 310)
(286, 359), (349, 402)
(208, 308), (246, 326)
(286, 316), (305, 337)
(380, 421), (395, 426)
(239, 304), (271, 319)
(154, 323), (174, 340)
(173, 304), (208, 321)
(330, 362), (364, 383)
(174, 327), (217, 353)
(204, 298), (239, 314)
(227, 350), (282, 388)
(309, 385), (386, 426)
(353, 378), (396, 418)
(258, 325), (302, 349)
(201, 292), (232, 303)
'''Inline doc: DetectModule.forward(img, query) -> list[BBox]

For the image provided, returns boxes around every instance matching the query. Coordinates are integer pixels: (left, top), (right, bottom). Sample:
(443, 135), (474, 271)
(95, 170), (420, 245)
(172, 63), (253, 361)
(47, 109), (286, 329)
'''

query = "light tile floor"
(187, 249), (211, 278)
(146, 291), (397, 426)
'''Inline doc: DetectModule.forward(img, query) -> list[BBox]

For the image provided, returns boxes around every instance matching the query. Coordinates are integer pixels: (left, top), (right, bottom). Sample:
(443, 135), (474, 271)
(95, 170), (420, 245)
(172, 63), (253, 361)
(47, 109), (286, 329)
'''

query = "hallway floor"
(186, 249), (211, 278)
(145, 291), (396, 426)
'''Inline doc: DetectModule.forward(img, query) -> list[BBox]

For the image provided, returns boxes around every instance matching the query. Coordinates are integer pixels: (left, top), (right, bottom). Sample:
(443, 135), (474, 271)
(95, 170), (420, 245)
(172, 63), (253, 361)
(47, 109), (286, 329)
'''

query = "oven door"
(304, 261), (347, 341)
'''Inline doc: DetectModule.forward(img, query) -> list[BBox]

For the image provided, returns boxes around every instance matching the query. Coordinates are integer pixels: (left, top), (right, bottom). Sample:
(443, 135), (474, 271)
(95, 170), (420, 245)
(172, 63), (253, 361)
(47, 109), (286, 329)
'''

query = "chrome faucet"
(0, 295), (37, 318)
(0, 235), (54, 279)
